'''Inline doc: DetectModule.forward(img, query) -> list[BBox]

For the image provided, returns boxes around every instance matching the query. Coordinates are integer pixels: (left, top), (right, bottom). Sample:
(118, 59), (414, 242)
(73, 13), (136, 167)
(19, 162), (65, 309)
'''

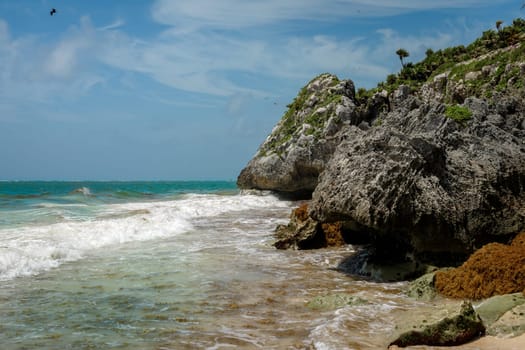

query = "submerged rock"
(389, 301), (485, 347)
(306, 293), (368, 310)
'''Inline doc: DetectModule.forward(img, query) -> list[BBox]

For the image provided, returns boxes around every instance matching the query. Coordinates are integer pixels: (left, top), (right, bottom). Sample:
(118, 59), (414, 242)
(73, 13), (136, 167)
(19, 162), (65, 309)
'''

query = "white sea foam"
(0, 193), (290, 281)
(70, 186), (92, 196)
(308, 302), (401, 349)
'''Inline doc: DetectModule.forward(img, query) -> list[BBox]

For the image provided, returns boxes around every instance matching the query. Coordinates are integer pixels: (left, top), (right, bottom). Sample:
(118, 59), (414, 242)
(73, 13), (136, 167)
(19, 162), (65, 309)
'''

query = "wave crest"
(70, 187), (92, 196)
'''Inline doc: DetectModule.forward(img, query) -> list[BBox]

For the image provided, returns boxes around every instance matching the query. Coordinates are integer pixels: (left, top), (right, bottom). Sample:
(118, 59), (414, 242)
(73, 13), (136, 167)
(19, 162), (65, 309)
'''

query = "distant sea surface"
(0, 181), (451, 349)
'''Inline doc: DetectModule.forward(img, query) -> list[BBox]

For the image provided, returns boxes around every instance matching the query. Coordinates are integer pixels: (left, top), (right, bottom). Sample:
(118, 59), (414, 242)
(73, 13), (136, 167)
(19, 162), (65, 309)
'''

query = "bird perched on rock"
(50, 8), (57, 16)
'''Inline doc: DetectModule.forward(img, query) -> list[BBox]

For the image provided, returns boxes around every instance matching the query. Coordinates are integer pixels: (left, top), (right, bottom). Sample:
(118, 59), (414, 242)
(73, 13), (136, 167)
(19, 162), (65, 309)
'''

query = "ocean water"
(0, 181), (455, 349)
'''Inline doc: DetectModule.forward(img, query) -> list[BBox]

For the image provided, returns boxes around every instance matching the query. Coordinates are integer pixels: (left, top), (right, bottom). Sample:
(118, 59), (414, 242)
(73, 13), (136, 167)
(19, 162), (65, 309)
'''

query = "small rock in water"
(306, 293), (368, 310)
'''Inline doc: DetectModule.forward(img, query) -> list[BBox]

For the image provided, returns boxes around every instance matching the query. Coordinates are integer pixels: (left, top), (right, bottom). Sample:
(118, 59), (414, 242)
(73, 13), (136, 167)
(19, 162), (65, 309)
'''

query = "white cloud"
(99, 18), (126, 31)
(351, 0), (509, 9)
(0, 17), (104, 106)
(45, 39), (85, 78)
(95, 25), (391, 94)
(0, 0), (509, 109)
(43, 16), (97, 79)
(151, 0), (512, 30)
(374, 28), (454, 60)
(0, 19), (9, 42)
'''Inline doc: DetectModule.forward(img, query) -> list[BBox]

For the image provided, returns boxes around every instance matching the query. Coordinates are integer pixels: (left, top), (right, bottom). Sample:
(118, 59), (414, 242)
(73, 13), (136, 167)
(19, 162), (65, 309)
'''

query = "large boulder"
(309, 90), (525, 263)
(476, 293), (525, 332)
(485, 298), (525, 337)
(237, 73), (359, 197)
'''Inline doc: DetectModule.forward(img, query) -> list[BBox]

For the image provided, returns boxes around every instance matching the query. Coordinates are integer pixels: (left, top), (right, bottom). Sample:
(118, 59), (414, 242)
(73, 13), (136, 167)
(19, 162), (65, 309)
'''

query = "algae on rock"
(435, 232), (525, 300)
(306, 293), (368, 310)
(389, 301), (485, 347)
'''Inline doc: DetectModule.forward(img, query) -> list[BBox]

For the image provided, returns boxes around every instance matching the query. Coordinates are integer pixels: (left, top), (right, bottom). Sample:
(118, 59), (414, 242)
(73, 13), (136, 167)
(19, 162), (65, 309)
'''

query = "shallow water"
(0, 183), (459, 349)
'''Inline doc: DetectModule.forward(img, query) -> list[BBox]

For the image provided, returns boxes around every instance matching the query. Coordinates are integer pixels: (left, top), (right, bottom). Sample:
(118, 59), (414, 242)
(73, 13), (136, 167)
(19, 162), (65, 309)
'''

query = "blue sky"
(0, 0), (523, 181)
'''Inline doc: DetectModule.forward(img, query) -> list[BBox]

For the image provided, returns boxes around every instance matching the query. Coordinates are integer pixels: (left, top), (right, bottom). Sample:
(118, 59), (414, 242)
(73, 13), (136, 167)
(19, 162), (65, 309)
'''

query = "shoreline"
(390, 332), (525, 350)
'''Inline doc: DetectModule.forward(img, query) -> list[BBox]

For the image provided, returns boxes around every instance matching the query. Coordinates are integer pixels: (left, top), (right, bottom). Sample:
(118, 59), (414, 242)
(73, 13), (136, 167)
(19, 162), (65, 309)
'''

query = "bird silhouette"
(50, 8), (56, 16)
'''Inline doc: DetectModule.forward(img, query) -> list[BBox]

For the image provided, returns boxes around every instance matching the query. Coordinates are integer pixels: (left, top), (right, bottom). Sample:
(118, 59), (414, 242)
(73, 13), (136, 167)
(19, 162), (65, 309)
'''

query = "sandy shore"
(389, 332), (525, 350)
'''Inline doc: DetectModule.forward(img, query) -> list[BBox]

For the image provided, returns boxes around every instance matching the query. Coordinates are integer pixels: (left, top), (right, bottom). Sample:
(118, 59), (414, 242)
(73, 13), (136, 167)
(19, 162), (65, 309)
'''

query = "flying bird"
(50, 8), (56, 16)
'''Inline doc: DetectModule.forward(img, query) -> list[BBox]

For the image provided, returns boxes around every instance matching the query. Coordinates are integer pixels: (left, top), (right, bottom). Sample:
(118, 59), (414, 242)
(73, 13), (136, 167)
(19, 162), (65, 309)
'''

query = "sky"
(0, 0), (524, 181)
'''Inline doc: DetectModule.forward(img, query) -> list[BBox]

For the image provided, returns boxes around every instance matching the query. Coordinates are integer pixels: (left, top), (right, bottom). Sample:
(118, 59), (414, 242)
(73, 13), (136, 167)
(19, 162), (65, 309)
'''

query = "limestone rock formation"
(476, 293), (525, 332)
(309, 91), (525, 262)
(405, 272), (439, 301)
(239, 22), (525, 265)
(485, 298), (525, 337)
(237, 73), (358, 197)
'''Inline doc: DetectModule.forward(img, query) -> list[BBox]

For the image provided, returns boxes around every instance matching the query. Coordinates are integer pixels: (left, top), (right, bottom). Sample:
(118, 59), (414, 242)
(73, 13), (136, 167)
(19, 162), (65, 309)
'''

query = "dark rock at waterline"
(274, 203), (349, 250)
(274, 205), (321, 250)
(336, 248), (435, 282)
(389, 301), (485, 348)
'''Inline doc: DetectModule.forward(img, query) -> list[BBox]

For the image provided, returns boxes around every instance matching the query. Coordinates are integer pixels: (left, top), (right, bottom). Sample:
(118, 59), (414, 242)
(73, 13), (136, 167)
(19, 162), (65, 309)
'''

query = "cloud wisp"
(151, 0), (510, 30)
(0, 0), (509, 108)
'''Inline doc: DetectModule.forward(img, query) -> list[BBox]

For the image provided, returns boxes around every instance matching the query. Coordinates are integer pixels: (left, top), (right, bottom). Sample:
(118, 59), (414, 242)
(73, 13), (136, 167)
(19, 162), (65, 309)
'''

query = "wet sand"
(390, 333), (525, 350)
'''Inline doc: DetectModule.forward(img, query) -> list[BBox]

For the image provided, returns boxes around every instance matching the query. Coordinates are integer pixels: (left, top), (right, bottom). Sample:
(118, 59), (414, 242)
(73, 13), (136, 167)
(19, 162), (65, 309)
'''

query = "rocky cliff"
(237, 19), (525, 264)
(237, 73), (357, 197)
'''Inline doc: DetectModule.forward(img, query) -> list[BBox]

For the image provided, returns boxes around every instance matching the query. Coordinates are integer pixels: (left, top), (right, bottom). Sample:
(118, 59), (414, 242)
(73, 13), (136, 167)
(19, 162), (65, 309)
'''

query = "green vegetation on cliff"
(445, 105), (473, 123)
(262, 18), (525, 157)
(356, 18), (525, 102)
(260, 73), (345, 156)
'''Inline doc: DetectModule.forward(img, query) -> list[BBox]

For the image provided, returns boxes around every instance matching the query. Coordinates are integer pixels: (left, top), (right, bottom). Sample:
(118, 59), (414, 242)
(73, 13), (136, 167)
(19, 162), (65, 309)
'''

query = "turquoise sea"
(0, 181), (451, 349)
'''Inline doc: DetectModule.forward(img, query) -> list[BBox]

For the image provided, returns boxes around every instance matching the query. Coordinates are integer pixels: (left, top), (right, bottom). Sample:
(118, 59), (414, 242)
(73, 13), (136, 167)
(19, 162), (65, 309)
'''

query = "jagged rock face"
(238, 37), (525, 264)
(310, 90), (525, 262)
(237, 73), (358, 196)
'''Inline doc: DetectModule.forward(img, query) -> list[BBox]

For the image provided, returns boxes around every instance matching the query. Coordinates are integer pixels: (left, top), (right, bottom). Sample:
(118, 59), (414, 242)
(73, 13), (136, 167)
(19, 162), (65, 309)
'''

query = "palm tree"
(496, 20), (503, 31)
(396, 48), (409, 68)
